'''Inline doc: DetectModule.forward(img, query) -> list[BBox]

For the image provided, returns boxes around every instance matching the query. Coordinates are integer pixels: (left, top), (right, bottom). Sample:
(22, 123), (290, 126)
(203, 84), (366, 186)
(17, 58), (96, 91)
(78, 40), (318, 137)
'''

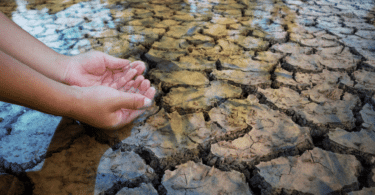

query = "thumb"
(110, 92), (153, 111)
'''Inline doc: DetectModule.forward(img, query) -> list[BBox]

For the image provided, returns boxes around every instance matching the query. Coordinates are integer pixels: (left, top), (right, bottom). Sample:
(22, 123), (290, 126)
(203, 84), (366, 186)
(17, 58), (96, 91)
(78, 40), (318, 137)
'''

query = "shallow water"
(1, 0), (375, 194)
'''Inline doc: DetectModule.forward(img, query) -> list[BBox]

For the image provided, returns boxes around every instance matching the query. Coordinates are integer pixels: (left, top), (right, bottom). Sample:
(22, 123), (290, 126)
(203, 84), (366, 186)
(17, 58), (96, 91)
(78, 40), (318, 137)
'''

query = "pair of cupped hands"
(61, 50), (155, 130)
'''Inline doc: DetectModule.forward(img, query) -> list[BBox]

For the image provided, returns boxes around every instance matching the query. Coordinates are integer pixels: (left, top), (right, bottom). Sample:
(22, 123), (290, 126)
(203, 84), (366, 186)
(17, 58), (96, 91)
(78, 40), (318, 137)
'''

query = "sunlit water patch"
(12, 0), (115, 55)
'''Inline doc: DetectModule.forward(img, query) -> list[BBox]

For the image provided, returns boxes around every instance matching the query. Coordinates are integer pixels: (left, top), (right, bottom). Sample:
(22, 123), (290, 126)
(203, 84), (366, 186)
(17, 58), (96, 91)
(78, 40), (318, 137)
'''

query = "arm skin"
(0, 11), (67, 83)
(0, 50), (75, 117)
(0, 11), (155, 130)
(0, 50), (151, 129)
(0, 12), (148, 90)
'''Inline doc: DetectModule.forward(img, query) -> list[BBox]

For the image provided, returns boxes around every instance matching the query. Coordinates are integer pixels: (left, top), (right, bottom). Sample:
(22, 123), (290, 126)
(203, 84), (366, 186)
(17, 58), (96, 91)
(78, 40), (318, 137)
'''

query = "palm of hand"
(61, 51), (155, 128)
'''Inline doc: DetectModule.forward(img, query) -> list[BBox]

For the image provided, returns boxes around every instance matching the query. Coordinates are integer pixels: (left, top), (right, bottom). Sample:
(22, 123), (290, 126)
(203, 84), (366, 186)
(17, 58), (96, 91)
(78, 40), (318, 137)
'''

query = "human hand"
(60, 50), (156, 129)
(61, 50), (146, 90)
(70, 83), (155, 130)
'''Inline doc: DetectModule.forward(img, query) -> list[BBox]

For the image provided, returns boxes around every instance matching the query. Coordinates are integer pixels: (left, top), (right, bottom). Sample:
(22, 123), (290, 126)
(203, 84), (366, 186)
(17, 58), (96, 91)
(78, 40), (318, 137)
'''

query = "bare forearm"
(0, 50), (75, 117)
(0, 11), (67, 83)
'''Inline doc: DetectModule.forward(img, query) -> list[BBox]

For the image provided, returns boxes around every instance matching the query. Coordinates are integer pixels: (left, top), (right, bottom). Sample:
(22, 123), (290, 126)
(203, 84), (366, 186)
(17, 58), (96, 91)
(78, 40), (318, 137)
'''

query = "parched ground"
(0, 0), (375, 194)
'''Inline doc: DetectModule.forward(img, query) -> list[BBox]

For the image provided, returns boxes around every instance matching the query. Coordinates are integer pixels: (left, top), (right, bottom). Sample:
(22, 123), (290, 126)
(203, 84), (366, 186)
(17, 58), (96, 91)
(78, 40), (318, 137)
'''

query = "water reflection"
(187, 0), (211, 14)
(11, 0), (115, 55)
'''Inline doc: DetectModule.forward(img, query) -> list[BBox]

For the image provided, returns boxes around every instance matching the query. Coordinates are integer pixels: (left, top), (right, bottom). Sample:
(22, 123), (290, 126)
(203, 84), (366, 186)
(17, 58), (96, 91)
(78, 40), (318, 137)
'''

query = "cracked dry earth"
(1, 0), (375, 194)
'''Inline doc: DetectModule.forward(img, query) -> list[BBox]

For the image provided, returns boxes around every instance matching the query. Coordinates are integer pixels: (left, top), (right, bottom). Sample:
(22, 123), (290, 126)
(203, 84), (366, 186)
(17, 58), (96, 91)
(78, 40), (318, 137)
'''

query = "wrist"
(0, 50), (83, 119)
(64, 85), (84, 120)
(0, 12), (70, 83)
(55, 54), (73, 85)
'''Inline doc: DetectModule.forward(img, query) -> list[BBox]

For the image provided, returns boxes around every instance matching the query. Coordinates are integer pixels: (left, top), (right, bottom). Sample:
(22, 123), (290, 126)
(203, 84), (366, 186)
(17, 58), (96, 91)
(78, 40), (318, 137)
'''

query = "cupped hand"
(70, 84), (155, 130)
(59, 50), (156, 129)
(61, 50), (146, 89)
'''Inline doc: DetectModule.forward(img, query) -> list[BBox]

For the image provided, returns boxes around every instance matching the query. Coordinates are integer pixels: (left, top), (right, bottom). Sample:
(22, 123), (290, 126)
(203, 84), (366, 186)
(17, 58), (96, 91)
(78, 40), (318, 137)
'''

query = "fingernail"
(143, 98), (152, 108)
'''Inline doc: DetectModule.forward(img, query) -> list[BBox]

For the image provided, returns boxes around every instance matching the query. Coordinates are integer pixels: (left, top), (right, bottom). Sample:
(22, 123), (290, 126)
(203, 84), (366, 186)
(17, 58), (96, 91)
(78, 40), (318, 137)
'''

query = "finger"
(112, 70), (125, 82)
(116, 69), (138, 89)
(113, 61), (146, 83)
(115, 63), (139, 80)
(129, 61), (146, 75)
(138, 80), (150, 95)
(109, 82), (117, 89)
(123, 80), (134, 92)
(139, 79), (150, 91)
(143, 87), (156, 100)
(104, 53), (131, 69)
(111, 92), (152, 111)
(110, 71), (128, 88)
(131, 75), (145, 90)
